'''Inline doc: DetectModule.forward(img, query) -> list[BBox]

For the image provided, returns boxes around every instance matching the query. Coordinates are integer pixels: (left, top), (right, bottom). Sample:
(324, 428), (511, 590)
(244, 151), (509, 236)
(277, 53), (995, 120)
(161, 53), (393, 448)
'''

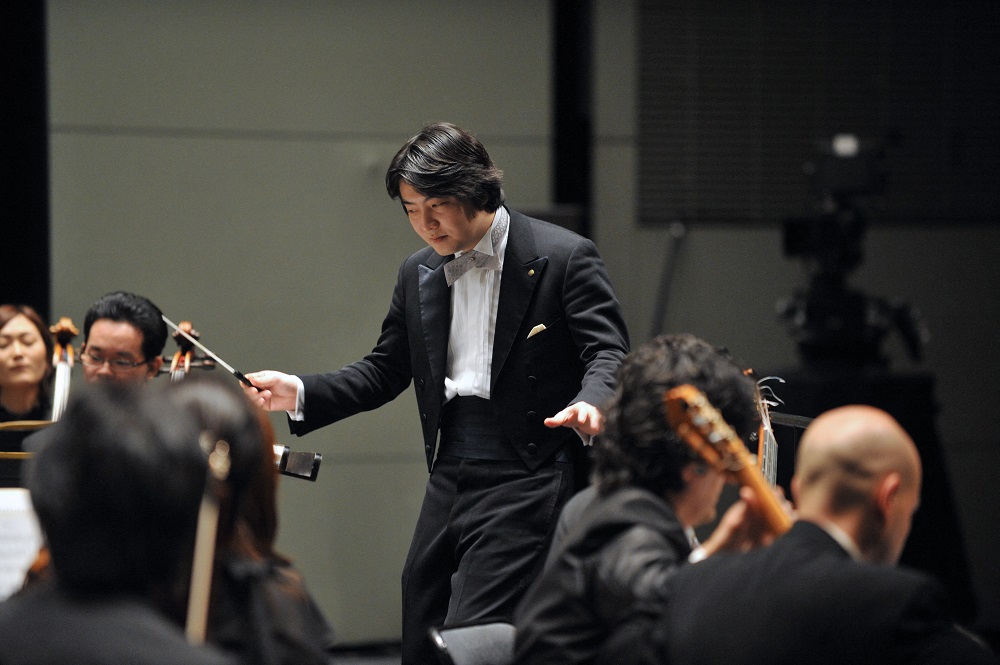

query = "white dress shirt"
(443, 206), (509, 402)
(291, 206), (510, 419)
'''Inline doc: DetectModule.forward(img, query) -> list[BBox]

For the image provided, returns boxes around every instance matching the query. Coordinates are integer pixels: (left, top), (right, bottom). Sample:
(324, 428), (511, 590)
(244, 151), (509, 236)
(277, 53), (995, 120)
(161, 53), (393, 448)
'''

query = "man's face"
(82, 319), (161, 384)
(399, 181), (492, 256)
(684, 465), (728, 527)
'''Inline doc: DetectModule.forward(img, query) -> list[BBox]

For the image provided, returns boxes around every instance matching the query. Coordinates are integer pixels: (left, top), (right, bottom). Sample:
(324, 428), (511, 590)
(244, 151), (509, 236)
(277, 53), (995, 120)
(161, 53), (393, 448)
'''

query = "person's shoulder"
(510, 208), (588, 245)
(95, 597), (237, 665)
(0, 586), (236, 665)
(881, 567), (999, 663)
(574, 488), (689, 558)
(826, 556), (938, 593)
(559, 485), (598, 523)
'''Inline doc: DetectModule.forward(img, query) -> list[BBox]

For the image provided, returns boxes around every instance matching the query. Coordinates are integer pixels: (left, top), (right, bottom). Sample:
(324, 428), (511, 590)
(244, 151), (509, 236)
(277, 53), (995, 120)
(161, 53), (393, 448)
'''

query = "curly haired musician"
(513, 334), (781, 665)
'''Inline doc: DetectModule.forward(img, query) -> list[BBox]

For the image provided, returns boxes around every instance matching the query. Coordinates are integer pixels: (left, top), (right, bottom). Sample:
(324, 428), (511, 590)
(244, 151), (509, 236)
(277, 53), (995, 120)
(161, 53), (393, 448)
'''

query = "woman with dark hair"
(0, 304), (54, 422)
(166, 375), (336, 665)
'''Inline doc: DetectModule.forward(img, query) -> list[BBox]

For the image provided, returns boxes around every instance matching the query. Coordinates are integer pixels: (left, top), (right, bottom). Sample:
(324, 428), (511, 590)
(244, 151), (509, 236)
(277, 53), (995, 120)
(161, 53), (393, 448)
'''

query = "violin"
(49, 317), (79, 421)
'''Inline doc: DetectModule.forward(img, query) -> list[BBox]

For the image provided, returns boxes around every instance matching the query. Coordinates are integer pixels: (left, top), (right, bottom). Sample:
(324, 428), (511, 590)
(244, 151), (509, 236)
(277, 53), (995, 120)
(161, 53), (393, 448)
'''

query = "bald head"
(792, 405), (922, 563)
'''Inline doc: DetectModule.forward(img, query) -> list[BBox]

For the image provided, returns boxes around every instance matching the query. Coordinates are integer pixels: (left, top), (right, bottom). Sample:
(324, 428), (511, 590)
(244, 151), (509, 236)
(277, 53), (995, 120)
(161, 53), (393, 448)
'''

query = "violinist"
(80, 291), (166, 385)
(0, 304), (53, 422)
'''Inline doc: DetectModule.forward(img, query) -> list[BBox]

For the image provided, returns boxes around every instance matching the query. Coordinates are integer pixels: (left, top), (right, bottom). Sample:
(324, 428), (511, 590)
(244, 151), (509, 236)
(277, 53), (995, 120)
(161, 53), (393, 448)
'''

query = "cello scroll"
(49, 317), (79, 421)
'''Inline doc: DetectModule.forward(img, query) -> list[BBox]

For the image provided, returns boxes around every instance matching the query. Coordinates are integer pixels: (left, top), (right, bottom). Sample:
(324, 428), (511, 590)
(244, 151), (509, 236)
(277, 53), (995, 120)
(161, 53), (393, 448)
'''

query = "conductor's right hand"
(242, 370), (298, 412)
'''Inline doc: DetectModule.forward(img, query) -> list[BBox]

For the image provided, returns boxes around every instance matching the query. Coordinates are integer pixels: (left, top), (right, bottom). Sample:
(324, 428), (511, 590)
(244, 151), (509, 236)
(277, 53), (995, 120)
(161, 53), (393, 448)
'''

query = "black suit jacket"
(290, 208), (629, 471)
(601, 520), (997, 665)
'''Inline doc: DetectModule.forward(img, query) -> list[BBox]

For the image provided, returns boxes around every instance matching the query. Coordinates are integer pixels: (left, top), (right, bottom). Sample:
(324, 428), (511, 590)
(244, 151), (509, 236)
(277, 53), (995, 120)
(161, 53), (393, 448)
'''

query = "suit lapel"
(492, 211), (546, 391)
(419, 254), (450, 393)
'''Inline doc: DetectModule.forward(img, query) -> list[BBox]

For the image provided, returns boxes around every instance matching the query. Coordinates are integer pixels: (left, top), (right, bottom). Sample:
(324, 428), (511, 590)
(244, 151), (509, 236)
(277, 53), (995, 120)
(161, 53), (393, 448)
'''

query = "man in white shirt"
(244, 122), (630, 665)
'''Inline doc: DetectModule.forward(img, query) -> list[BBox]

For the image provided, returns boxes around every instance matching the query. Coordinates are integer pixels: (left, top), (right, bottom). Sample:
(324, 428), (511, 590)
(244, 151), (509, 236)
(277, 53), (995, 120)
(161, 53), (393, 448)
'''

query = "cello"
(1, 319), (78, 592)
(49, 317), (79, 421)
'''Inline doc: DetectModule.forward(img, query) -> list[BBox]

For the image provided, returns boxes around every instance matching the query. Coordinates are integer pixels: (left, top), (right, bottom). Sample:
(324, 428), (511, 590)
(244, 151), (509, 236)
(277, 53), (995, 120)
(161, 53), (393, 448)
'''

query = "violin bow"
(185, 435), (231, 645)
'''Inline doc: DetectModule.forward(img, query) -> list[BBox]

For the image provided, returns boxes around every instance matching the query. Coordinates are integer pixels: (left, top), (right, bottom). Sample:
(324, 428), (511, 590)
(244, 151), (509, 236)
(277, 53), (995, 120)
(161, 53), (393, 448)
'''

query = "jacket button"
(526, 410), (536, 421)
(527, 443), (538, 455)
(421, 413), (428, 422)
(425, 445), (432, 454)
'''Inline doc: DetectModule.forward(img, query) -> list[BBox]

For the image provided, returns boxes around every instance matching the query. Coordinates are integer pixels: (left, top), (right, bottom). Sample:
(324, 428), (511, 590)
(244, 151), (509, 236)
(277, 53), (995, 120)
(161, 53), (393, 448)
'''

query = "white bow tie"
(443, 213), (508, 287)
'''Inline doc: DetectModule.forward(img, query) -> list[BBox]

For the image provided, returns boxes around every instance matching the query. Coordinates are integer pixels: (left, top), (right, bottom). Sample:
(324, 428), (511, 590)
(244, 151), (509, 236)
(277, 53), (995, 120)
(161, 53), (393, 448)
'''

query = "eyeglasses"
(80, 352), (150, 371)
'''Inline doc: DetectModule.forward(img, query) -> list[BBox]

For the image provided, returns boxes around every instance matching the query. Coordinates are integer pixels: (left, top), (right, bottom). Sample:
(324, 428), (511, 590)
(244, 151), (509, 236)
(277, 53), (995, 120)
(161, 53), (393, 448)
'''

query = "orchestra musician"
(513, 334), (785, 665)
(0, 383), (237, 665)
(599, 405), (998, 665)
(0, 304), (55, 489)
(0, 304), (54, 423)
(166, 375), (337, 665)
(80, 291), (167, 385)
(7, 292), (169, 579)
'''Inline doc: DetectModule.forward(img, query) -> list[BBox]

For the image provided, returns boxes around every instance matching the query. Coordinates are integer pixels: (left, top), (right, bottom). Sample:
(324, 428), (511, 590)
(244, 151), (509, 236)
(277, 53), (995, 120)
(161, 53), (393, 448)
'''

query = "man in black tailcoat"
(245, 122), (629, 664)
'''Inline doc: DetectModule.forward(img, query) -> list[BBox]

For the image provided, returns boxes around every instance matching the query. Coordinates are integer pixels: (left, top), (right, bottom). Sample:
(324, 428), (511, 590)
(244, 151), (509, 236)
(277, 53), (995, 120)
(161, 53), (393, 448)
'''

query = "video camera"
(778, 134), (928, 367)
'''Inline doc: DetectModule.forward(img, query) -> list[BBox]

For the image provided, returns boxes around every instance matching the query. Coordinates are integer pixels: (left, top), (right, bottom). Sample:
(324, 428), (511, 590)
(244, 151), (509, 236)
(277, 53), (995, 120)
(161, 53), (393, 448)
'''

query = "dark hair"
(385, 122), (505, 215)
(83, 291), (168, 361)
(592, 334), (759, 497)
(0, 304), (55, 406)
(165, 374), (279, 561)
(26, 382), (207, 599)
(170, 378), (330, 665)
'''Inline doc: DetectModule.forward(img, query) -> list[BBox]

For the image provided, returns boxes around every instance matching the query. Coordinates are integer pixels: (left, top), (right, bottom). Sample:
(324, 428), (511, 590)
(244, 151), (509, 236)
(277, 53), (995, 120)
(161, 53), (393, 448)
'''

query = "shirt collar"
(816, 519), (865, 561)
(457, 207), (508, 258)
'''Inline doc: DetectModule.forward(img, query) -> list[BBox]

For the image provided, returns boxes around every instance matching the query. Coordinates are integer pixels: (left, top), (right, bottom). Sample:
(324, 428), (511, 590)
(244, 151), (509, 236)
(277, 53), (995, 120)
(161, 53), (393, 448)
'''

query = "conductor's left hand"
(544, 401), (605, 437)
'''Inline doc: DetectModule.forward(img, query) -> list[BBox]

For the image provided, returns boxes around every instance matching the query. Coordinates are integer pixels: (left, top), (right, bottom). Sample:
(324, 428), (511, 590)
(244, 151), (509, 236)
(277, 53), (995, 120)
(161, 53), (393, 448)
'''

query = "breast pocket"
(523, 317), (576, 365)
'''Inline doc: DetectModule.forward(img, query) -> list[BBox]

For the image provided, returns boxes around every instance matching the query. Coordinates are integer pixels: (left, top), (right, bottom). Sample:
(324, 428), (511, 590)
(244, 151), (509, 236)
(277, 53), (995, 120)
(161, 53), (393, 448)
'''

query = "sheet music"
(0, 488), (43, 600)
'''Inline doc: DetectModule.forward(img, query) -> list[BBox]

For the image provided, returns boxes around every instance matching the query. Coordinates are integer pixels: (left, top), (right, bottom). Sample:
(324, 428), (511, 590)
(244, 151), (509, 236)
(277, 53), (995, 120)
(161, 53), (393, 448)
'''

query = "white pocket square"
(527, 324), (547, 339)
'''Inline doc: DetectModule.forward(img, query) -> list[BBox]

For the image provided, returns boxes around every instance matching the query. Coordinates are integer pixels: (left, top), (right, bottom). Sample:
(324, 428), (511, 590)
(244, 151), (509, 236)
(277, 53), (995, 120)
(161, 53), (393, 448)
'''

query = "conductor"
(244, 122), (629, 664)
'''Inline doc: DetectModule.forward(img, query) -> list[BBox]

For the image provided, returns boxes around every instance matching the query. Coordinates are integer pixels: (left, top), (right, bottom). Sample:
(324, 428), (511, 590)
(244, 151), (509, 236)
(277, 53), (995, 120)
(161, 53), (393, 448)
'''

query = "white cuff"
(286, 375), (306, 421)
(687, 545), (708, 564)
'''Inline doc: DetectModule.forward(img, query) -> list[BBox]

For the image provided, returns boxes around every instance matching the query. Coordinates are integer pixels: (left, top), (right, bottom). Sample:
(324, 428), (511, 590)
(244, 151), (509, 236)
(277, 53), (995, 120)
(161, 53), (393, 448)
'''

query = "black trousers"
(400, 398), (574, 665)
